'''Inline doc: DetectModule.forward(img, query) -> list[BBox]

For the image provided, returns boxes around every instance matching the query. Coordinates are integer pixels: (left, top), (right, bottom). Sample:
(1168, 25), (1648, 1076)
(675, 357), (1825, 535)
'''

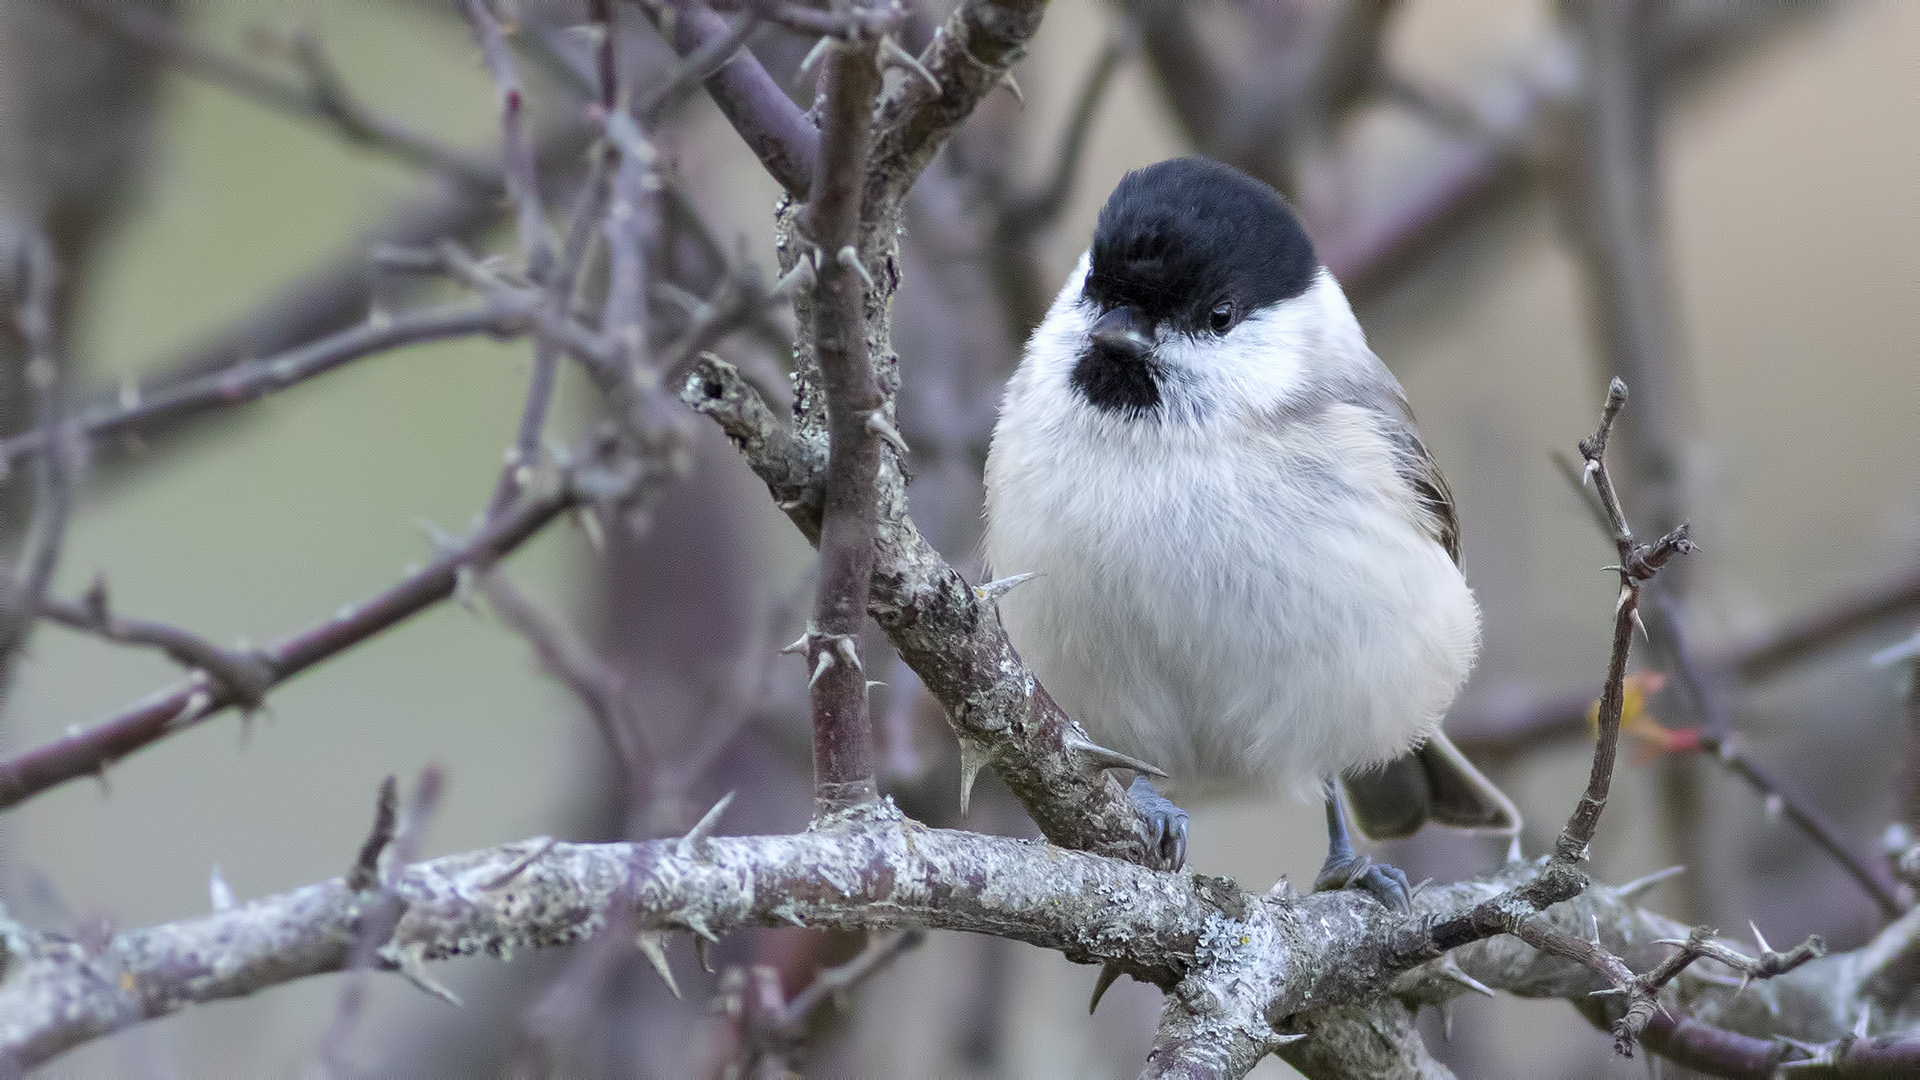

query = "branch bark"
(801, 34), (886, 810)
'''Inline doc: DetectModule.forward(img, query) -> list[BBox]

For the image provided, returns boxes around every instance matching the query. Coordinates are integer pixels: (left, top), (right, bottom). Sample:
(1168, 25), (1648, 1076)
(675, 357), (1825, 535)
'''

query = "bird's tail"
(1342, 730), (1520, 841)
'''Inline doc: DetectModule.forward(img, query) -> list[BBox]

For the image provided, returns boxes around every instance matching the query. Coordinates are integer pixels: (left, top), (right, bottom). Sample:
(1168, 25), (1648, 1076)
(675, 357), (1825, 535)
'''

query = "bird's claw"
(1128, 776), (1188, 871)
(1315, 851), (1411, 914)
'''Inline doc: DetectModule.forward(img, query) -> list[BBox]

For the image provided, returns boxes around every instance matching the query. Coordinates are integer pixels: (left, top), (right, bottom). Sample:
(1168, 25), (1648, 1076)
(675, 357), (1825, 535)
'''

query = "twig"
(319, 768), (446, 1076)
(634, 4), (764, 125)
(459, 0), (554, 283)
(21, 575), (276, 710)
(476, 569), (644, 785)
(717, 927), (928, 1073)
(73, 5), (498, 189)
(0, 234), (69, 680)
(1550, 379), (1691, 876)
(0, 299), (540, 475)
(636, 0), (820, 195)
(801, 33), (885, 812)
(1733, 565), (1920, 682)
(1012, 31), (1128, 228)
(0, 455), (600, 809)
(1544, 433), (1904, 916)
(487, 126), (613, 519)
(1417, 380), (1693, 1061)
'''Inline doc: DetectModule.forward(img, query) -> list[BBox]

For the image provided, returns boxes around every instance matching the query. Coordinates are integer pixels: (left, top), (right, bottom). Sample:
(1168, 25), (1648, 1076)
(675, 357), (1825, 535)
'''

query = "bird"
(982, 156), (1517, 911)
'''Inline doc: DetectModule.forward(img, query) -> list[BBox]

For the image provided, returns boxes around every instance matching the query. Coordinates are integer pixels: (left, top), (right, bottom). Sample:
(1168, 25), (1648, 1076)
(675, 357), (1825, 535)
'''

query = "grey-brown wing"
(1374, 397), (1461, 565)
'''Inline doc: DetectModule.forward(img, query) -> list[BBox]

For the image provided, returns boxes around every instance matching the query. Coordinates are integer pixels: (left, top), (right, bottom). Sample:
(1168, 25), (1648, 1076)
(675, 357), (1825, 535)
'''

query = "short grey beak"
(1088, 306), (1152, 361)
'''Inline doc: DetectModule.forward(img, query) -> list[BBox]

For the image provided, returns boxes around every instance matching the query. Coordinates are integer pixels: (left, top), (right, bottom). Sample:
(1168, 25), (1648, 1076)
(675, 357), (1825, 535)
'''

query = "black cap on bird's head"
(1071, 157), (1319, 416)
(1085, 156), (1318, 336)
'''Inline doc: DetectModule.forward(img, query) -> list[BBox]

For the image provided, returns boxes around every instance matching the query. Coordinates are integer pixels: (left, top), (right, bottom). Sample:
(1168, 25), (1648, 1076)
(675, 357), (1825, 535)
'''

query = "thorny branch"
(0, 440), (602, 809)
(0, 299), (546, 475)
(800, 28), (887, 811)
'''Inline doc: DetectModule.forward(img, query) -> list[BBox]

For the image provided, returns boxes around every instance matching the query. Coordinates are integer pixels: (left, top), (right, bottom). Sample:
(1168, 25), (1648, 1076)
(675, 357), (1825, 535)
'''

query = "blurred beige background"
(6, 1), (1915, 1077)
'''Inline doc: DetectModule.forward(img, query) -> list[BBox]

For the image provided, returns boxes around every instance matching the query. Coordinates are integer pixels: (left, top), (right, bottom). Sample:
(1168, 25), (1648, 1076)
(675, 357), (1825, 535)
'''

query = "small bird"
(983, 157), (1517, 911)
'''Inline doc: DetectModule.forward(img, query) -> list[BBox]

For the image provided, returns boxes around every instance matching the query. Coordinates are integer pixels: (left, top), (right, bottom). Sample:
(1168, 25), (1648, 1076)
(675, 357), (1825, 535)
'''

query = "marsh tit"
(983, 157), (1517, 911)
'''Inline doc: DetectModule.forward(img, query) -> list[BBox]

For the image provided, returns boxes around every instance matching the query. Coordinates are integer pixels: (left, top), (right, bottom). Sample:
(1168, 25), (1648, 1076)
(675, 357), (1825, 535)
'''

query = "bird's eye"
(1208, 299), (1235, 334)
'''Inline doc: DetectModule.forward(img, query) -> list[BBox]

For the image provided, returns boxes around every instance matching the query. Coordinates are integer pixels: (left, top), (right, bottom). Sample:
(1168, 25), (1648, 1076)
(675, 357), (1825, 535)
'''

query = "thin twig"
(319, 767), (446, 1076)
(459, 0), (555, 283)
(1546, 439), (1904, 916)
(486, 131), (613, 518)
(0, 235), (69, 680)
(476, 569), (644, 785)
(21, 575), (276, 709)
(74, 5), (498, 189)
(0, 459), (596, 809)
(0, 300), (541, 475)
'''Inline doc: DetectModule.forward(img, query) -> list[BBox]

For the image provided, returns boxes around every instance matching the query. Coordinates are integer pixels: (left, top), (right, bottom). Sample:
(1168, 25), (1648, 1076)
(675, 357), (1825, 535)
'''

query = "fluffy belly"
(988, 470), (1478, 801)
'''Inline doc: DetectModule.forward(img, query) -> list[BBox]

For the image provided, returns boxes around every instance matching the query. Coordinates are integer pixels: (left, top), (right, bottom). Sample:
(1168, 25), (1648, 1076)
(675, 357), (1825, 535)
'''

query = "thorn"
(391, 944), (463, 1006)
(1088, 961), (1123, 1014)
(878, 35), (940, 93)
(1750, 920), (1772, 955)
(1265, 875), (1296, 899)
(1868, 630), (1920, 667)
(779, 632), (810, 655)
(454, 564), (480, 615)
(1064, 737), (1167, 778)
(836, 245), (875, 290)
(772, 254), (816, 298)
(810, 650), (835, 687)
(635, 930), (681, 998)
(1853, 1006), (1871, 1040)
(957, 737), (990, 817)
(1582, 458), (1600, 486)
(676, 791), (735, 861)
(1505, 834), (1524, 864)
(1589, 914), (1602, 947)
(999, 69), (1023, 104)
(1614, 585), (1633, 616)
(865, 410), (909, 455)
(1272, 1032), (1309, 1046)
(1613, 865), (1685, 900)
(1631, 607), (1648, 642)
(574, 506), (606, 554)
(834, 635), (862, 674)
(695, 935), (715, 973)
(1434, 954), (1496, 998)
(973, 572), (1036, 602)
(209, 865), (235, 913)
(1440, 1001), (1454, 1042)
(795, 34), (833, 88)
(1589, 987), (1627, 997)
(684, 912), (721, 944)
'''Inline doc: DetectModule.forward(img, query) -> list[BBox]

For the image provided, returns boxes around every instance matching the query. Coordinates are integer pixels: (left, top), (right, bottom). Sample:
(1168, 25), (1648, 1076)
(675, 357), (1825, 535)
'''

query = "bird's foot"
(1315, 850), (1411, 914)
(1128, 776), (1188, 871)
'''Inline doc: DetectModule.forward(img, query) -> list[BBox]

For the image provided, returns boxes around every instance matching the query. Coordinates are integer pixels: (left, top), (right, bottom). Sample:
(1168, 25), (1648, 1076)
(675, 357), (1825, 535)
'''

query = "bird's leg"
(1314, 782), (1411, 913)
(1128, 775), (1188, 870)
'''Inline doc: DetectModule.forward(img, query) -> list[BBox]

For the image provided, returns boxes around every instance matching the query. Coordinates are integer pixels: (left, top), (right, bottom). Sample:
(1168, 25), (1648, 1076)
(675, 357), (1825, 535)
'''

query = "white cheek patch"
(1152, 270), (1372, 422)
